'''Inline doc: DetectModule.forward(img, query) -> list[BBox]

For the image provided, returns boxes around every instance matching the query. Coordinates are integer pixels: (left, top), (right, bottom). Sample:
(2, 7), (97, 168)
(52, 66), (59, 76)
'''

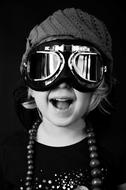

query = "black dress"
(0, 129), (126, 190)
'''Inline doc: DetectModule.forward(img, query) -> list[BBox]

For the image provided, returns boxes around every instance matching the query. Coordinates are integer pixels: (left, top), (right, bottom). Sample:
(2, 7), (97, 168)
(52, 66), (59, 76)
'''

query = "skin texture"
(31, 82), (92, 146)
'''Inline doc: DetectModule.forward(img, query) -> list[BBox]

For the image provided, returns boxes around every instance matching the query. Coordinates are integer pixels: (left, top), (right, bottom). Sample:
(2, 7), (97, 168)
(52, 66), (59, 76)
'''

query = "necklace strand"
(24, 120), (103, 190)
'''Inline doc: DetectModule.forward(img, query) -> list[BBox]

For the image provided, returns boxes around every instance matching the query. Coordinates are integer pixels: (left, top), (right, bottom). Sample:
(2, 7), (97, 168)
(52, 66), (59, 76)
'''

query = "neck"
(37, 118), (87, 147)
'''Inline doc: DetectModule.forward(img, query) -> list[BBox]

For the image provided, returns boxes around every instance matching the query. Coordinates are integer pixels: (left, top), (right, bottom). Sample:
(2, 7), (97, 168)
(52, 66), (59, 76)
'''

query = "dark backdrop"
(0, 1), (126, 150)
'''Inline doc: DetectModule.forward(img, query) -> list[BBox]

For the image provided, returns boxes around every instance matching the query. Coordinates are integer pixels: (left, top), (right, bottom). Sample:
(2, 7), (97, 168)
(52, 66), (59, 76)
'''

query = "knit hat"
(21, 8), (113, 71)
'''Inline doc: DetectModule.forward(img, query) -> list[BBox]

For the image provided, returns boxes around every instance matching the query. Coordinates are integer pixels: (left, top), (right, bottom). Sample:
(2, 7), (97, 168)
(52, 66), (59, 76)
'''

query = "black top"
(0, 130), (126, 190)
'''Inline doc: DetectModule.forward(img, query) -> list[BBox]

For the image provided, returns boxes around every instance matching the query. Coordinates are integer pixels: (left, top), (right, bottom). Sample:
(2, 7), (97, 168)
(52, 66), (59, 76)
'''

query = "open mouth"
(49, 98), (74, 110)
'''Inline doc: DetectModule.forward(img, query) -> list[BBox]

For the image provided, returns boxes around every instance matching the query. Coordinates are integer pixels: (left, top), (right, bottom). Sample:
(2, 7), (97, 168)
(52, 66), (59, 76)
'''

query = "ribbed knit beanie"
(21, 8), (113, 71)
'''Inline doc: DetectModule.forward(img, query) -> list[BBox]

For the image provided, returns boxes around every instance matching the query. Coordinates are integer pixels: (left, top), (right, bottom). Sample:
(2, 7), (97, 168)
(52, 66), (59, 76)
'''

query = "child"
(0, 8), (126, 190)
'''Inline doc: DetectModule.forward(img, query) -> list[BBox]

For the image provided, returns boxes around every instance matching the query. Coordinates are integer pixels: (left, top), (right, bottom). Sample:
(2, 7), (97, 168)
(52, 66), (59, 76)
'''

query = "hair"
(88, 79), (112, 114)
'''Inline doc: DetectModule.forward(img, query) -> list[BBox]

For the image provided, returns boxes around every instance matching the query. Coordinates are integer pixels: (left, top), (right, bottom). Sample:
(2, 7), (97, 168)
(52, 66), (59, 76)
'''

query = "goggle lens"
(71, 53), (102, 82)
(28, 51), (61, 81)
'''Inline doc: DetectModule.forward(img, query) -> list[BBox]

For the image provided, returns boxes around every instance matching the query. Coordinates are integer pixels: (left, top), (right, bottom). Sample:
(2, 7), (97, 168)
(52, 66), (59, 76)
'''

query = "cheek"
(32, 91), (49, 111)
(75, 91), (92, 115)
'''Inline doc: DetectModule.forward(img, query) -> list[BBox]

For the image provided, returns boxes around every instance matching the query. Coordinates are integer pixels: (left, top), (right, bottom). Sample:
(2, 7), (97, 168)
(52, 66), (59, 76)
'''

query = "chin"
(49, 116), (78, 127)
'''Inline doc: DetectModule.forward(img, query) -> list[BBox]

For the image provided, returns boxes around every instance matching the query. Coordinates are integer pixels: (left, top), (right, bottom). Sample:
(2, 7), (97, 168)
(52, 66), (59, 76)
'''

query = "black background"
(0, 1), (126, 151)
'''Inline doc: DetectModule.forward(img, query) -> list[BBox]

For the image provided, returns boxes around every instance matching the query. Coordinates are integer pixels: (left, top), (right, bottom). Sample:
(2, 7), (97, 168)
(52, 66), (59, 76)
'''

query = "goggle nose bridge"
(57, 52), (74, 80)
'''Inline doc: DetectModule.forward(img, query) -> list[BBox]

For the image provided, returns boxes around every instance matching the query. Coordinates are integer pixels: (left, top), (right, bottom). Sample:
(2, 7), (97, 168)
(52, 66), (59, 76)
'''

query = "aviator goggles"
(22, 43), (107, 92)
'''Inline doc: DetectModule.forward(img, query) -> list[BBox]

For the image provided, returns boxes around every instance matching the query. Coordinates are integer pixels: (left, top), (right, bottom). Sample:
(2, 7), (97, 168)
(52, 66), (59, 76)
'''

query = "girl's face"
(31, 83), (92, 127)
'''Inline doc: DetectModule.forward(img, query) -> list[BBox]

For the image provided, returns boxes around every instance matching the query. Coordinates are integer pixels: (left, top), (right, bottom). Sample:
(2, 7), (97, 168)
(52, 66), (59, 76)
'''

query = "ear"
(28, 88), (35, 98)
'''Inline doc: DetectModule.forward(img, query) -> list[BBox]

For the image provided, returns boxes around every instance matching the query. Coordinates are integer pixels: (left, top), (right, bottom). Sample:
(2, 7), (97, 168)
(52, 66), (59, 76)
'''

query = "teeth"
(55, 98), (70, 101)
(50, 97), (73, 101)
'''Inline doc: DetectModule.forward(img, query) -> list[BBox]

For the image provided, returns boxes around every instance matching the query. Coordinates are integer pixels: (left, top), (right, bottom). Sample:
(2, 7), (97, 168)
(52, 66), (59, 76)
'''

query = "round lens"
(27, 52), (61, 81)
(72, 53), (103, 82)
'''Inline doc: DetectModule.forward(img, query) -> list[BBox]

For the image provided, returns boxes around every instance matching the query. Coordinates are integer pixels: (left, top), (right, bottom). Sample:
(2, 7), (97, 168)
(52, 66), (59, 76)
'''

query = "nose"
(57, 82), (71, 89)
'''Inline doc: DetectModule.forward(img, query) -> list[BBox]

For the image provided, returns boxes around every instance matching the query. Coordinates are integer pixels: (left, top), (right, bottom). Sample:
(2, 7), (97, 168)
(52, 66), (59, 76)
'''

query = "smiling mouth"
(49, 98), (74, 110)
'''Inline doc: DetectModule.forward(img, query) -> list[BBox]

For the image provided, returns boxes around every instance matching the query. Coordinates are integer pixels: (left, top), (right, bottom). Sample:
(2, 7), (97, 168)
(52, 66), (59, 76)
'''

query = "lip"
(48, 89), (76, 102)
(49, 97), (74, 106)
(48, 90), (76, 112)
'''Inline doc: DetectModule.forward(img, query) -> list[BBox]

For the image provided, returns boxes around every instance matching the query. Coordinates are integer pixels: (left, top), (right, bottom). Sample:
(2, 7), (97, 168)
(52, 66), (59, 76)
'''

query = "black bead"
(27, 155), (33, 159)
(89, 145), (97, 152)
(87, 132), (95, 138)
(27, 170), (33, 175)
(92, 178), (102, 186)
(28, 149), (34, 154)
(28, 165), (34, 170)
(27, 145), (33, 149)
(25, 181), (31, 186)
(29, 136), (34, 140)
(29, 140), (35, 145)
(90, 159), (100, 167)
(90, 152), (98, 159)
(91, 168), (101, 177)
(88, 138), (96, 145)
(26, 176), (32, 181)
(28, 160), (33, 165)
(86, 127), (93, 133)
(25, 120), (41, 189)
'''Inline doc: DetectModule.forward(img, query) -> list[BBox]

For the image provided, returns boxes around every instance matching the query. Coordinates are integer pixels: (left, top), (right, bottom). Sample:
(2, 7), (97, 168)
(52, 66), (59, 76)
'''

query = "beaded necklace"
(24, 119), (103, 190)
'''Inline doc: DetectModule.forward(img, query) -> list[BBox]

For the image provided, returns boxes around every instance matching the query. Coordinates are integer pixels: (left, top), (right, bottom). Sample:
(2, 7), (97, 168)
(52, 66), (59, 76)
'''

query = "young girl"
(0, 8), (126, 190)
